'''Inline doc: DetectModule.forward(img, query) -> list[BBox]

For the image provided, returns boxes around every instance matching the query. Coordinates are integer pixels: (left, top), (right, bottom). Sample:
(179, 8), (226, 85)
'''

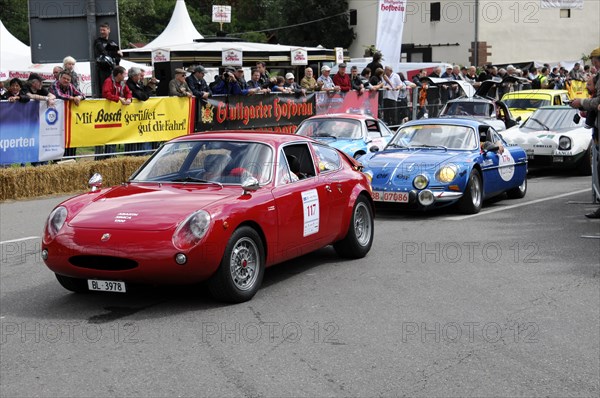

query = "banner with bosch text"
(67, 97), (195, 147)
(315, 91), (379, 117)
(0, 100), (65, 165)
(376, 0), (406, 71)
(196, 93), (316, 133)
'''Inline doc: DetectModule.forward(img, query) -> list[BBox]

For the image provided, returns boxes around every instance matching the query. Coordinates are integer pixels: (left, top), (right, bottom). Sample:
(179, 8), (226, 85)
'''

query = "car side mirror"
(369, 145), (380, 153)
(573, 113), (581, 124)
(241, 176), (260, 194)
(88, 173), (103, 192)
(515, 116), (522, 122)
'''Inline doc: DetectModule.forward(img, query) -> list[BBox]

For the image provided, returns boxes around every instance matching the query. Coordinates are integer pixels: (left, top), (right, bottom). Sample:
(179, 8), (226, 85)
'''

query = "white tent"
(1, 19), (152, 97)
(141, 0), (203, 50)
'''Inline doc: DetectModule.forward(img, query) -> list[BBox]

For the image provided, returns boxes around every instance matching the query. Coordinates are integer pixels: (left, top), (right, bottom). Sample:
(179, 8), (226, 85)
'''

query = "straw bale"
(0, 157), (148, 201)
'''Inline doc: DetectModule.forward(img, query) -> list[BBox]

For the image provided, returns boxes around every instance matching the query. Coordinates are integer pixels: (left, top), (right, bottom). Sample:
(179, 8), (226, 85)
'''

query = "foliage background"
(0, 0), (354, 49)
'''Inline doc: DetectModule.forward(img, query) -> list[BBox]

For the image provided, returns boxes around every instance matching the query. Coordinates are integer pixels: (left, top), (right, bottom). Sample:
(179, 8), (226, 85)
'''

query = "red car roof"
(170, 131), (313, 145)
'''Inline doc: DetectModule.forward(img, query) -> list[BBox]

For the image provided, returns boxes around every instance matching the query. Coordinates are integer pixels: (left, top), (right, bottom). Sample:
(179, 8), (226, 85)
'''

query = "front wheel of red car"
(333, 195), (374, 259)
(55, 274), (89, 293)
(208, 226), (265, 303)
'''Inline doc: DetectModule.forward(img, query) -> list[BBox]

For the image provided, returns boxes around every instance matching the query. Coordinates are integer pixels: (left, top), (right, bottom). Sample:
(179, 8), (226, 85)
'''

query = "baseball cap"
(27, 73), (42, 82)
(339, 63), (347, 68)
(285, 73), (294, 80)
(321, 65), (331, 72)
(193, 66), (206, 73)
(174, 68), (187, 75)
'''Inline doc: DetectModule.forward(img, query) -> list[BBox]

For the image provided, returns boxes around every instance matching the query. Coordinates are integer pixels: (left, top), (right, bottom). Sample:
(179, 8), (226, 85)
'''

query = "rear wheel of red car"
(333, 195), (374, 259)
(55, 274), (89, 293)
(457, 169), (482, 214)
(208, 226), (265, 303)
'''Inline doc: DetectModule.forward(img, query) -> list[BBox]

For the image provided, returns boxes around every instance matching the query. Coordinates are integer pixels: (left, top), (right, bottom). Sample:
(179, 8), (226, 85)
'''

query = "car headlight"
(363, 170), (373, 183)
(558, 136), (571, 150)
(413, 174), (429, 190)
(436, 164), (458, 183)
(45, 206), (67, 239)
(172, 210), (211, 250)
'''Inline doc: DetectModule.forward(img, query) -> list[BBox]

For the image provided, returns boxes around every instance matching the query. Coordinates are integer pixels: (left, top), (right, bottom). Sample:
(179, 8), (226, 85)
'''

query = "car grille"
(69, 255), (138, 271)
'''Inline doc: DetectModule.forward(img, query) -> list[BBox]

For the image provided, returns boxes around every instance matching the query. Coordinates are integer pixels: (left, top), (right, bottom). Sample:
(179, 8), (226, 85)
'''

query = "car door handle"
(325, 185), (332, 192)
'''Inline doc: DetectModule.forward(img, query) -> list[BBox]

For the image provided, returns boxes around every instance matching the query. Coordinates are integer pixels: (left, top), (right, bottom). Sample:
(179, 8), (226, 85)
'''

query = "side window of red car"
(281, 143), (317, 181)
(312, 144), (341, 173)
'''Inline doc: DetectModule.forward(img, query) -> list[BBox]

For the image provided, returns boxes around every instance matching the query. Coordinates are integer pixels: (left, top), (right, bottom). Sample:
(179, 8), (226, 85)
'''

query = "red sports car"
(42, 132), (375, 302)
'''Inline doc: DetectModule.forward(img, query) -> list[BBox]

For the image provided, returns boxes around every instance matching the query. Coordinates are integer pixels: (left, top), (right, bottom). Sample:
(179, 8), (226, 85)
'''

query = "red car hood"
(68, 184), (239, 231)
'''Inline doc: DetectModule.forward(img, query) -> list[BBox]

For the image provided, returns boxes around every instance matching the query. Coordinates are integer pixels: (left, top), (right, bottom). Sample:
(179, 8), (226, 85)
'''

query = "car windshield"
(503, 98), (551, 109)
(296, 119), (362, 140)
(389, 124), (477, 150)
(441, 102), (494, 117)
(521, 108), (579, 130)
(131, 140), (273, 184)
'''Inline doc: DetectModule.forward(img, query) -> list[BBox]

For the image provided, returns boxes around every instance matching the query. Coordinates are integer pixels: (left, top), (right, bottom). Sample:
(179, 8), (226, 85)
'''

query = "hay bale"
(0, 157), (148, 201)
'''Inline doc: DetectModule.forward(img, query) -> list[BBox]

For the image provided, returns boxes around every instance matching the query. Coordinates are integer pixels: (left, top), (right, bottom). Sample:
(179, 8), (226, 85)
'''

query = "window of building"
(431, 2), (441, 21)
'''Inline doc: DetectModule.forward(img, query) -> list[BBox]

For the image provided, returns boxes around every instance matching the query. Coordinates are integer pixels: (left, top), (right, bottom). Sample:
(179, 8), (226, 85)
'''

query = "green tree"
(271, 0), (355, 48)
(1, 0), (30, 44)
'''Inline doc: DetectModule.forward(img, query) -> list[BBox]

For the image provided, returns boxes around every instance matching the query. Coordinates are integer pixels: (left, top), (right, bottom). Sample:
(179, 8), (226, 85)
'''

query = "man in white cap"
(317, 65), (340, 92)
(283, 72), (306, 95)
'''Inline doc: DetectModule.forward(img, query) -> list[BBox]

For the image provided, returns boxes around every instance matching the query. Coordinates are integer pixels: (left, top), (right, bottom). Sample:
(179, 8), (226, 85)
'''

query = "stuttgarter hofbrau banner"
(376, 0), (406, 71)
(0, 100), (65, 165)
(67, 97), (195, 147)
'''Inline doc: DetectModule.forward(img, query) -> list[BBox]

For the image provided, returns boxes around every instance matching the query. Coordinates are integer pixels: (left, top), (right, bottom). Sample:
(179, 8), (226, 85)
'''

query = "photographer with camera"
(571, 48), (600, 218)
(211, 67), (244, 95)
(94, 22), (122, 98)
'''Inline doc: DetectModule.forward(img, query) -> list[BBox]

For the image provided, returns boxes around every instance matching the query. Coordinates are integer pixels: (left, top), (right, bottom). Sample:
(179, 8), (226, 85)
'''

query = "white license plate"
(88, 279), (126, 293)
(552, 156), (564, 163)
(526, 150), (534, 159)
(373, 191), (410, 203)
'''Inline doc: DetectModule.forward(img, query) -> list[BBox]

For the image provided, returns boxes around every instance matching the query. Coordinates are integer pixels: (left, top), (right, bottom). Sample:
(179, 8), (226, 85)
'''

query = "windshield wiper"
(314, 134), (337, 139)
(413, 144), (448, 150)
(171, 176), (223, 187)
(387, 143), (408, 149)
(528, 117), (549, 130)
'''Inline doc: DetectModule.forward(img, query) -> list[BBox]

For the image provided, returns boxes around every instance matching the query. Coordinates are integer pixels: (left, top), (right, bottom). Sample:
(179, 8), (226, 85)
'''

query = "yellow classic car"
(501, 90), (571, 121)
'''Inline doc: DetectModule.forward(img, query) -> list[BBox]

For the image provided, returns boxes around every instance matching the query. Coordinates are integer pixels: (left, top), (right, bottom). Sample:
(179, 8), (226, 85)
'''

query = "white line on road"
(442, 188), (591, 221)
(0, 236), (40, 245)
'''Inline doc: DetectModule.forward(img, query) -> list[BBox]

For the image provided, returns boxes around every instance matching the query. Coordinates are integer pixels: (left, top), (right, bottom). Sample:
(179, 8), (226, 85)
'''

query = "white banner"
(151, 49), (171, 65)
(291, 48), (308, 65)
(540, 0), (584, 8)
(335, 47), (345, 65)
(222, 48), (243, 66)
(376, 0), (407, 71)
(38, 101), (65, 161)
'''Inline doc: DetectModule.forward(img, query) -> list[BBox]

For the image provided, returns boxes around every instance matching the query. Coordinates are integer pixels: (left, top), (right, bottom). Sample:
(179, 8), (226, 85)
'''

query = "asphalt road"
(1, 171), (599, 397)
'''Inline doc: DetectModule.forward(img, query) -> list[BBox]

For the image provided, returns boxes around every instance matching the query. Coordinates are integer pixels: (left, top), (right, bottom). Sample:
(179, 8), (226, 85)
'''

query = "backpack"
(531, 75), (542, 89)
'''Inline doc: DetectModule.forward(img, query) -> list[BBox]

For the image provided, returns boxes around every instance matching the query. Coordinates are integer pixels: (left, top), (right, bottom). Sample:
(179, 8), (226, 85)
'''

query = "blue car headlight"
(413, 174), (429, 190)
(436, 164), (458, 183)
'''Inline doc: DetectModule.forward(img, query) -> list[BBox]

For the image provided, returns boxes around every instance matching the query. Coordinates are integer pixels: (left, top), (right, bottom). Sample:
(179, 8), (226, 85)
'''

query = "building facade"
(348, 0), (600, 65)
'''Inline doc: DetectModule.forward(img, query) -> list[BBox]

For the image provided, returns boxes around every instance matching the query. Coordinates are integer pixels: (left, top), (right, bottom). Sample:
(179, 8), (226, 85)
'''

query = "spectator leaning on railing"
(1, 78), (31, 103)
(24, 73), (56, 107)
(50, 71), (84, 105)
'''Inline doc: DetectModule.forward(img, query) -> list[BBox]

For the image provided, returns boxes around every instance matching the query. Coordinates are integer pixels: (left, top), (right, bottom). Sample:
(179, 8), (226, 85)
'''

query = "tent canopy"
(141, 0), (203, 50)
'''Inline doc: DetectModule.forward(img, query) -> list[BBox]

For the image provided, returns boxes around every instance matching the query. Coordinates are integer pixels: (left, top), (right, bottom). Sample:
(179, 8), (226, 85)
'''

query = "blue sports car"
(295, 113), (394, 159)
(360, 118), (528, 213)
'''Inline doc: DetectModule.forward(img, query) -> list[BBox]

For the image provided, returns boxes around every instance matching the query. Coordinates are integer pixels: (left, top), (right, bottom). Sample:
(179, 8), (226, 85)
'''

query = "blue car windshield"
(296, 119), (362, 139)
(390, 124), (478, 150)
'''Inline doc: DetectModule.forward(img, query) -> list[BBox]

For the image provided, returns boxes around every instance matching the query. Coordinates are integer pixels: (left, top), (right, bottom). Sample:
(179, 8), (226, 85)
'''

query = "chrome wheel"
(354, 201), (372, 247)
(470, 173), (482, 208)
(229, 237), (260, 291)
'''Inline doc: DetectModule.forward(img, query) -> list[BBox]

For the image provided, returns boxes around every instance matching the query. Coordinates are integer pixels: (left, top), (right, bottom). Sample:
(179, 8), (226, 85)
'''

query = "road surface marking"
(442, 189), (591, 221)
(0, 236), (40, 245)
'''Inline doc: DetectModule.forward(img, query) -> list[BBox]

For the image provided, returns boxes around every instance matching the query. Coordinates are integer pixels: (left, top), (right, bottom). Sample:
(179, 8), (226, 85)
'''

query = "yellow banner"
(66, 97), (195, 147)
